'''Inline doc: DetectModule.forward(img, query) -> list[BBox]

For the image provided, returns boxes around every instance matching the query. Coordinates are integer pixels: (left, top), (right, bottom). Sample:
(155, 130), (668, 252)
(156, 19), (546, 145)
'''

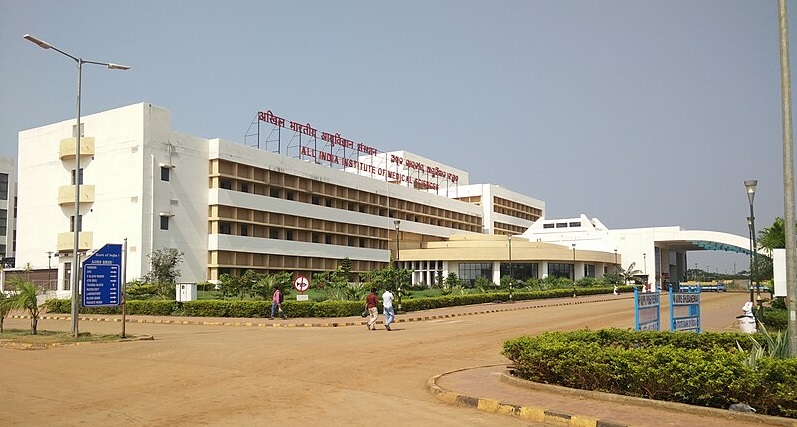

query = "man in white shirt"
(381, 288), (395, 331)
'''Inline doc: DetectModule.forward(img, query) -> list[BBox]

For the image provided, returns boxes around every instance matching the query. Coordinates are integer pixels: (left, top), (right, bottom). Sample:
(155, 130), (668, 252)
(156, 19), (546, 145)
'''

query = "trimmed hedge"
(502, 329), (797, 418)
(41, 286), (622, 319)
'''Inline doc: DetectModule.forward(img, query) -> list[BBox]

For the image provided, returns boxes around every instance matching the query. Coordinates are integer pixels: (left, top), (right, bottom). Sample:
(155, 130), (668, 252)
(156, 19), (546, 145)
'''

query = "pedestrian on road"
(271, 288), (286, 320)
(613, 284), (619, 295)
(382, 288), (395, 331)
(365, 287), (379, 330)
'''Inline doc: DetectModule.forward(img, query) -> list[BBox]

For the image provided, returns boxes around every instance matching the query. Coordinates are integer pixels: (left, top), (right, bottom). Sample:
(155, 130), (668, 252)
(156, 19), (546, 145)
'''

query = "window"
(555, 222), (568, 228)
(70, 215), (83, 232)
(270, 188), (280, 198)
(548, 263), (574, 279)
(219, 222), (232, 234)
(240, 183), (249, 193)
(240, 225), (248, 236)
(458, 263), (493, 286)
(500, 262), (538, 281)
(64, 262), (72, 291)
(71, 168), (84, 185)
(160, 167), (170, 182)
(325, 198), (332, 208)
(286, 191), (294, 201)
(325, 235), (332, 245)
(269, 228), (280, 239)
(220, 179), (232, 190)
(312, 233), (320, 243)
(0, 173), (8, 200)
(542, 223), (554, 229)
(160, 216), (169, 230)
(584, 264), (596, 278)
(0, 209), (6, 235)
(286, 230), (294, 240)
(312, 196), (320, 205)
(569, 222), (580, 227)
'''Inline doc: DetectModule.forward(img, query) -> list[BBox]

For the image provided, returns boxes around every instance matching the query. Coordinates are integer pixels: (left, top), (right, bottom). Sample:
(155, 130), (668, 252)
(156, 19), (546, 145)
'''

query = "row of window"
(210, 252), (384, 281)
(0, 173), (8, 201)
(210, 160), (483, 232)
(492, 196), (542, 221)
(542, 221), (581, 229)
(458, 261), (597, 284)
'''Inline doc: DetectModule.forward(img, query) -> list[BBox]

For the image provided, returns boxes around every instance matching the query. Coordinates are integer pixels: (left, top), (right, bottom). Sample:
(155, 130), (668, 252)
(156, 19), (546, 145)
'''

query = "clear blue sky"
(1, 1), (794, 274)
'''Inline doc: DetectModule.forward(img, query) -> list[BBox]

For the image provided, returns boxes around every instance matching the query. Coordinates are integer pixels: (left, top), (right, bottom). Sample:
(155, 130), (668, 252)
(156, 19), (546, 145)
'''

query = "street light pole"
(24, 34), (129, 338)
(614, 249), (618, 274)
(46, 251), (53, 291)
(571, 243), (576, 298)
(776, 0), (797, 357)
(393, 220), (401, 312)
(508, 235), (513, 301)
(643, 253), (649, 292)
(745, 180), (759, 325)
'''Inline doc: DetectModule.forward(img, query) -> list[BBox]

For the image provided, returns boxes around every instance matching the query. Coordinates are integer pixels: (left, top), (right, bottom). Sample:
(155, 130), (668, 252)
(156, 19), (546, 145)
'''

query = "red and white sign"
(293, 276), (310, 292)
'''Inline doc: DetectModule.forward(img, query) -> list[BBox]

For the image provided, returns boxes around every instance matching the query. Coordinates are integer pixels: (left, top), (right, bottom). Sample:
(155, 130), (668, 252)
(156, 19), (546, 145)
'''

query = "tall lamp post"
(508, 235), (513, 301)
(46, 251), (53, 291)
(745, 180), (759, 322)
(571, 243), (576, 298)
(24, 34), (129, 337)
(777, 0), (797, 357)
(393, 220), (401, 312)
(614, 248), (618, 274)
(643, 252), (647, 291)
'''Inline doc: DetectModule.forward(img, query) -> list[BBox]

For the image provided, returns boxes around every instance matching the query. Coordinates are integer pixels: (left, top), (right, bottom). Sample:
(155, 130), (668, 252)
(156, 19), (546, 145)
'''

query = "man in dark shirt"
(365, 288), (379, 330)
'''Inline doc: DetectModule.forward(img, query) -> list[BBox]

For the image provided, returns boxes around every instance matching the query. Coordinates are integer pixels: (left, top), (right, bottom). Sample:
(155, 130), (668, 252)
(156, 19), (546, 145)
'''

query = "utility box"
(176, 283), (197, 302)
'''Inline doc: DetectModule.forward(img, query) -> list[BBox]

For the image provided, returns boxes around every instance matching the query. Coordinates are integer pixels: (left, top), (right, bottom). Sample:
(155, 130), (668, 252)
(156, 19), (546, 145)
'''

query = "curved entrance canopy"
(653, 230), (754, 256)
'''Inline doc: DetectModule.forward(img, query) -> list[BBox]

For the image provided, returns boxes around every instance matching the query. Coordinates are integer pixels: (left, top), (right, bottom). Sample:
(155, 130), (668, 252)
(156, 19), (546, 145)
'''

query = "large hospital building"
(13, 102), (755, 297)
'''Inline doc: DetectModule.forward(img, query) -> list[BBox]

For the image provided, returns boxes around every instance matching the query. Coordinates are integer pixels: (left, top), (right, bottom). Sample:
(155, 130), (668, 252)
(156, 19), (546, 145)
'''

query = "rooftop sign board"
(249, 109), (460, 194)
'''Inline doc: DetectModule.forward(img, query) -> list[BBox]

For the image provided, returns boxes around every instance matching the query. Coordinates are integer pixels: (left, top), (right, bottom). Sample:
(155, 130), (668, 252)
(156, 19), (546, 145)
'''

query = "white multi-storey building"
(16, 103), (548, 296)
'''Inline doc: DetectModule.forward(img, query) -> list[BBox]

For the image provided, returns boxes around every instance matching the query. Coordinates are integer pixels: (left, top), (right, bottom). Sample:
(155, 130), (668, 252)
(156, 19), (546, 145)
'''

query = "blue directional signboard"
(669, 288), (701, 332)
(82, 244), (122, 307)
(634, 287), (660, 331)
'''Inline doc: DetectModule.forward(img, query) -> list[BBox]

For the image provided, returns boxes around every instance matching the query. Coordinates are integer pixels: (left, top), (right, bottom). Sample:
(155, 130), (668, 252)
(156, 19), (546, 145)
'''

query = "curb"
(499, 370), (797, 427)
(426, 364), (629, 427)
(0, 333), (154, 350)
(428, 365), (797, 427)
(11, 295), (626, 329)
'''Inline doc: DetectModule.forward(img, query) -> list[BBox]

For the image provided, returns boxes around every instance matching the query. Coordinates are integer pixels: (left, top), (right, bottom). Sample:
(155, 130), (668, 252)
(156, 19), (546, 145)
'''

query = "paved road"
(0, 292), (756, 426)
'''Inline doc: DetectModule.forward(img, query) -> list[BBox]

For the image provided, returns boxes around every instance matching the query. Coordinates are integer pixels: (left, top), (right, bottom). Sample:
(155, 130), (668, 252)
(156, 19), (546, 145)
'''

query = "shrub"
(503, 329), (797, 418)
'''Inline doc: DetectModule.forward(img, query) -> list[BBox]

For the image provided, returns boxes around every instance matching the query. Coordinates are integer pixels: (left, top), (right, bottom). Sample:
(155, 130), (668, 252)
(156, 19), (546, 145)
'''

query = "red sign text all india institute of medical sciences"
(258, 109), (459, 192)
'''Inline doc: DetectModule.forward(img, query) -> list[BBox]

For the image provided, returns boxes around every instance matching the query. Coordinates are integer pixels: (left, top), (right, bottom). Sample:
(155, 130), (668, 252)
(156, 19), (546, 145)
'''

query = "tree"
(340, 257), (354, 283)
(143, 248), (184, 299)
(7, 276), (43, 335)
(758, 217), (793, 256)
(620, 262), (643, 285)
(0, 291), (13, 332)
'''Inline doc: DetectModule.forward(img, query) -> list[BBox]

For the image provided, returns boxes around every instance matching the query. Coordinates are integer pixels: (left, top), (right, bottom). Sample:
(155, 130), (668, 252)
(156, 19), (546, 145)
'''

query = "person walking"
(382, 288), (395, 331)
(270, 287), (286, 320)
(365, 287), (379, 330)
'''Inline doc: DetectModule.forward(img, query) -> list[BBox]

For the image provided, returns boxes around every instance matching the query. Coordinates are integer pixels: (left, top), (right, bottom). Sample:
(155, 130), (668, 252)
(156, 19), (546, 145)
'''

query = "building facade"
(16, 103), (550, 296)
(0, 156), (16, 264)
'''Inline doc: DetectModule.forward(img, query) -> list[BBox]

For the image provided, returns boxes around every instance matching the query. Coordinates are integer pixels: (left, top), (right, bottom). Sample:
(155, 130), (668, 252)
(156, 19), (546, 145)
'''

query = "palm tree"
(0, 291), (13, 333)
(758, 217), (789, 256)
(620, 262), (643, 285)
(8, 276), (43, 335)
